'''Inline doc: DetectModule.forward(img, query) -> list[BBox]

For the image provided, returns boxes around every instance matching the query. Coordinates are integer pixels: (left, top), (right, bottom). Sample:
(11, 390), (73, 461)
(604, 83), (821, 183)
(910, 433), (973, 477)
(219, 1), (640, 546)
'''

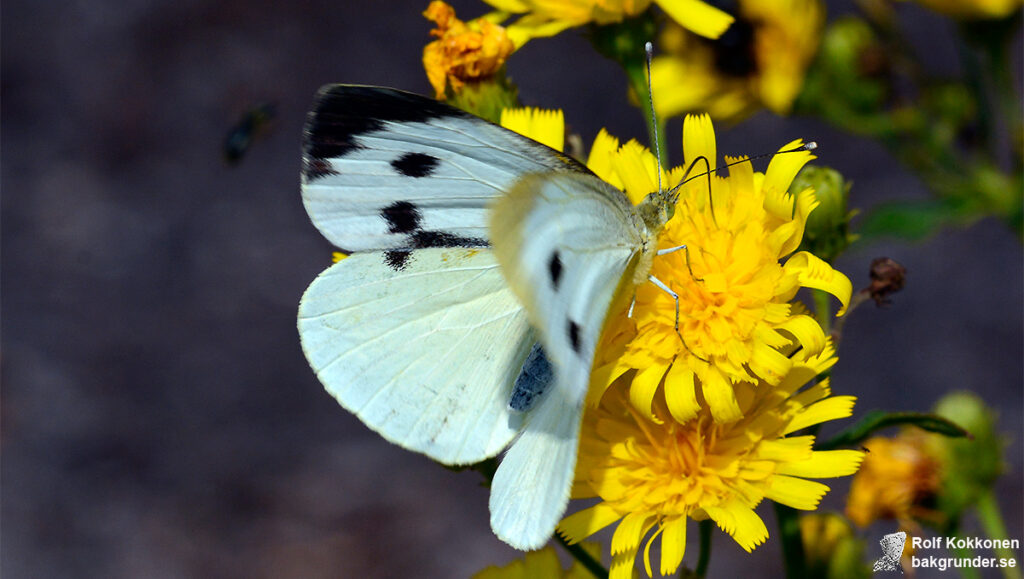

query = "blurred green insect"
(223, 103), (276, 164)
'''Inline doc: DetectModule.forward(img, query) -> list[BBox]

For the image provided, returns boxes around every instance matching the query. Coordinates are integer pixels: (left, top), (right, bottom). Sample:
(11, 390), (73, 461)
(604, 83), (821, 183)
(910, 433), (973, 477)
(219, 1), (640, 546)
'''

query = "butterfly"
(297, 85), (679, 550)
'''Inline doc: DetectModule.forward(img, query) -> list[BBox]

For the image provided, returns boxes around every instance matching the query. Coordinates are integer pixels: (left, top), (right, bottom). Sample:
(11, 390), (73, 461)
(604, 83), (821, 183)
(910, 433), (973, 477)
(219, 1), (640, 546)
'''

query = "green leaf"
(855, 201), (968, 240)
(816, 410), (970, 450)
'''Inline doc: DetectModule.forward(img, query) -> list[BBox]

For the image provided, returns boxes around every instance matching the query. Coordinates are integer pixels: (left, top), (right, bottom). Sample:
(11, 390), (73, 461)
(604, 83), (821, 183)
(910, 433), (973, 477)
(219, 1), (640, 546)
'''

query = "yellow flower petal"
(660, 516), (688, 574)
(784, 396), (857, 434)
(586, 128), (622, 187)
(499, 107), (565, 151)
(776, 450), (866, 478)
(775, 314), (826, 356)
(783, 252), (853, 315)
(559, 503), (623, 543)
(651, 57), (722, 120)
(630, 363), (665, 422)
(705, 499), (769, 552)
(789, 376), (831, 407)
(764, 139), (815, 196)
(480, 0), (530, 12)
(909, 0), (1022, 20)
(764, 474), (830, 510)
(747, 339), (792, 383)
(756, 436), (814, 461)
(610, 550), (641, 579)
(682, 113), (717, 172)
(504, 13), (579, 46)
(612, 511), (653, 555)
(664, 361), (699, 423)
(656, 0), (735, 38)
(701, 367), (743, 422)
(616, 140), (661, 203)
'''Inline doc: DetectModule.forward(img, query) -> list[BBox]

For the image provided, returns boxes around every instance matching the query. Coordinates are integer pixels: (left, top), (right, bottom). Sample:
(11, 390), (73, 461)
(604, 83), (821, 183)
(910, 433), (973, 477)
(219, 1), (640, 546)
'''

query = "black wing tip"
(300, 84), (594, 181)
(302, 85), (474, 168)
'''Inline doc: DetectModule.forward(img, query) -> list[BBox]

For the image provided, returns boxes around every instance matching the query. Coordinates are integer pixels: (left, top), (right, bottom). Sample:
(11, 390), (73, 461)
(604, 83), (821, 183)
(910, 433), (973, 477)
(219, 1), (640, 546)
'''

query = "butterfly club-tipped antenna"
(667, 141), (819, 225)
(670, 141), (818, 196)
(644, 41), (664, 200)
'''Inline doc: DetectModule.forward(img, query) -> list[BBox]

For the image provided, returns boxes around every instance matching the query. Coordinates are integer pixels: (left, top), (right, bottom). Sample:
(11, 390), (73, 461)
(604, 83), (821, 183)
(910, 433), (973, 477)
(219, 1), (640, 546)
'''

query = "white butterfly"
(297, 85), (676, 550)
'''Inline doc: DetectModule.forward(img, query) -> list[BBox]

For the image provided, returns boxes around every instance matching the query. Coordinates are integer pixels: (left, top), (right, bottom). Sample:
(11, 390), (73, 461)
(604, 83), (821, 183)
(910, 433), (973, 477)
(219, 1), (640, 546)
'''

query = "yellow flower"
(845, 432), (943, 528)
(423, 1), (516, 99)
(589, 114), (851, 424)
(905, 0), (1022, 19)
(560, 343), (864, 578)
(482, 0), (734, 46)
(500, 107), (566, 151)
(651, 0), (824, 120)
(473, 544), (609, 579)
(498, 106), (850, 425)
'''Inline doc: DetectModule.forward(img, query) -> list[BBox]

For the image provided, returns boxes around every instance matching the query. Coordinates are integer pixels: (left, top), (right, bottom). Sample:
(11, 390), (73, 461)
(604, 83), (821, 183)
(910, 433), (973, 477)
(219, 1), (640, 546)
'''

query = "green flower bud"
(588, 8), (657, 70)
(797, 17), (887, 117)
(801, 513), (871, 579)
(930, 392), (1005, 521)
(447, 75), (519, 124)
(793, 165), (857, 262)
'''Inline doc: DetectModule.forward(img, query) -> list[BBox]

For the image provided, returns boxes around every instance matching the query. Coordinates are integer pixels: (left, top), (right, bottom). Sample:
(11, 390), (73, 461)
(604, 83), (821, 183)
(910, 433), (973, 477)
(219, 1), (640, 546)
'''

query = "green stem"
(693, 519), (714, 578)
(774, 504), (806, 579)
(948, 536), (982, 579)
(975, 490), (1022, 579)
(555, 533), (609, 579)
(812, 289), (833, 335)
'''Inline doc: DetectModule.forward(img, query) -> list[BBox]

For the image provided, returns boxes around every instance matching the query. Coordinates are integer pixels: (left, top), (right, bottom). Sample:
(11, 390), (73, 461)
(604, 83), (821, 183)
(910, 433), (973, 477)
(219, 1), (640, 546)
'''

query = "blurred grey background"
(2, 1), (1021, 577)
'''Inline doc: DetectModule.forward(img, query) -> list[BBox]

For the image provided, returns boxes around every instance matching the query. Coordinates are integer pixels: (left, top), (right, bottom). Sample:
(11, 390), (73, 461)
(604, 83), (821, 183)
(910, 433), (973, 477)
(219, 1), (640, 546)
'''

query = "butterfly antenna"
(644, 41), (663, 197)
(668, 141), (818, 198)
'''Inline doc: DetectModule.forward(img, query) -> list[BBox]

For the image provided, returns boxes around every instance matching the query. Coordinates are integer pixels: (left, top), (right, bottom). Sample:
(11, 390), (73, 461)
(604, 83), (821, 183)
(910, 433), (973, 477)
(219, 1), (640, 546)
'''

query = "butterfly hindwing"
(301, 85), (590, 253)
(488, 173), (651, 549)
(298, 248), (536, 465)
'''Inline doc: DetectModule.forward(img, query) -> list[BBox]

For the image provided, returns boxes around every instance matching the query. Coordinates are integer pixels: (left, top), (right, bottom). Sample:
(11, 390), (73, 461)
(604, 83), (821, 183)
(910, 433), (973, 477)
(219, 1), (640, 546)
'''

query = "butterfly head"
(637, 189), (676, 234)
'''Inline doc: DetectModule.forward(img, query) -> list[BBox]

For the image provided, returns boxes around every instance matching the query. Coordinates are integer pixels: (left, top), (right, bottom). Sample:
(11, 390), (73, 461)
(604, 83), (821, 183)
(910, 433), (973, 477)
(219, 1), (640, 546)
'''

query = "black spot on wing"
(411, 230), (487, 249)
(303, 86), (474, 161)
(568, 320), (582, 354)
(548, 251), (563, 290)
(391, 152), (440, 178)
(381, 201), (422, 234)
(384, 250), (413, 271)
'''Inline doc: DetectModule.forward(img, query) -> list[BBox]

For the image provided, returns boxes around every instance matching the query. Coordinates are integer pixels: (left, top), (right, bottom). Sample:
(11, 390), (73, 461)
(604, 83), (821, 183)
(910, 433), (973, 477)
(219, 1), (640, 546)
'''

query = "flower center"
(601, 410), (747, 516)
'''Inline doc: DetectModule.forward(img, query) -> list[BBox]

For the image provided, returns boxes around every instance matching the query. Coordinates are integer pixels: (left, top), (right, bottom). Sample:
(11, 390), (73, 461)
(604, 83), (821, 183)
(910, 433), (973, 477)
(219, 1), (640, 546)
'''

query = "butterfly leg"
(627, 292), (637, 318)
(657, 244), (703, 282)
(648, 274), (709, 362)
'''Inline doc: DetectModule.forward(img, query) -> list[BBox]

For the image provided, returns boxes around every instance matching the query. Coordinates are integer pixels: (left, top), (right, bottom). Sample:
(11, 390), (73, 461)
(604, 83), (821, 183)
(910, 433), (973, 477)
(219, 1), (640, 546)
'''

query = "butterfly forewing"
(301, 85), (590, 253)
